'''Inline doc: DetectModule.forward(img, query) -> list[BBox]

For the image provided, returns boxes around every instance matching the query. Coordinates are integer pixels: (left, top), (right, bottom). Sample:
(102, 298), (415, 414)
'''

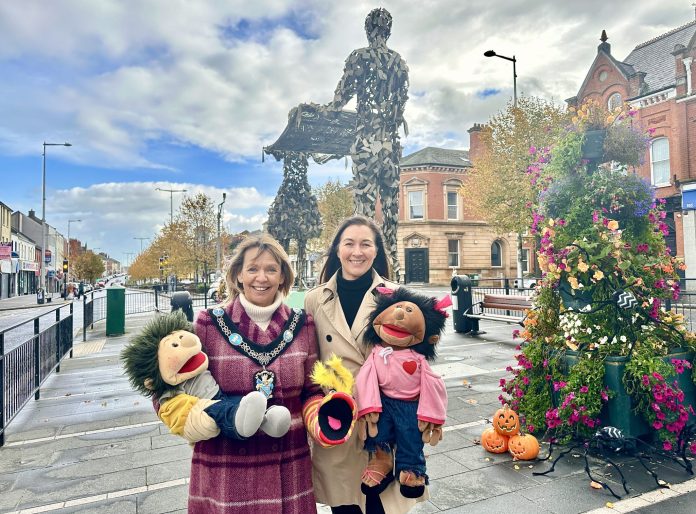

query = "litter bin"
(171, 291), (194, 322)
(451, 275), (478, 334)
(36, 288), (45, 305)
(106, 286), (126, 336)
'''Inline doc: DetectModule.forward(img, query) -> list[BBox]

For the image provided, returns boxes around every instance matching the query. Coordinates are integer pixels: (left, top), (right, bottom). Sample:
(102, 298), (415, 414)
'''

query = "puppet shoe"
(360, 448), (395, 496)
(260, 405), (291, 437)
(398, 470), (426, 499)
(235, 391), (267, 438)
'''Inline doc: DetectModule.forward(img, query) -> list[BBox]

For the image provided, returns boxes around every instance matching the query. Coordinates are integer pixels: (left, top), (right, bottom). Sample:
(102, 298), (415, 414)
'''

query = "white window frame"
(650, 137), (670, 187)
(491, 241), (503, 268)
(447, 239), (460, 267)
(607, 92), (622, 111)
(408, 190), (424, 220)
(446, 191), (459, 220)
(520, 248), (530, 273)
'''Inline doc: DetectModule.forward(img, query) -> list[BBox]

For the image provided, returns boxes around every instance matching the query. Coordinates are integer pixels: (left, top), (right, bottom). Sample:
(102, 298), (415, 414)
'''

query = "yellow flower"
(593, 270), (604, 281)
(548, 263), (558, 273)
(548, 218), (555, 227)
(606, 115), (615, 124)
(568, 276), (579, 290)
(577, 260), (589, 273)
(607, 220), (619, 231)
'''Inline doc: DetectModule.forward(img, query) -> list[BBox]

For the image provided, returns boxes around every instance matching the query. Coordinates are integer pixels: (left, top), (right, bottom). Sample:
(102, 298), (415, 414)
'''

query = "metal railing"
(471, 278), (538, 319)
(667, 278), (696, 333)
(1, 303), (74, 446)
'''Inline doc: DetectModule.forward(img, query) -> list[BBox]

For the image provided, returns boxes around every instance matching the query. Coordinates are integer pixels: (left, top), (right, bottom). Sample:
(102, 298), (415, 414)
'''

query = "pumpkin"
(508, 433), (540, 460)
(493, 404), (520, 437)
(481, 427), (509, 453)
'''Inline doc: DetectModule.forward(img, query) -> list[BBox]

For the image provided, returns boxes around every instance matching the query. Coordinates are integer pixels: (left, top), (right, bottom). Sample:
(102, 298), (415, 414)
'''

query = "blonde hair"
(223, 234), (294, 305)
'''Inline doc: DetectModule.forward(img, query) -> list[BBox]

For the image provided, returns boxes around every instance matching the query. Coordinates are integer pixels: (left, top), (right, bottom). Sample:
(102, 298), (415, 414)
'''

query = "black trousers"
(330, 495), (386, 514)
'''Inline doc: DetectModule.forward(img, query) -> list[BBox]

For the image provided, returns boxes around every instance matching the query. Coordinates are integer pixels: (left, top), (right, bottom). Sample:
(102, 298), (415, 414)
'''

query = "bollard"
(171, 291), (194, 322)
(451, 275), (481, 334)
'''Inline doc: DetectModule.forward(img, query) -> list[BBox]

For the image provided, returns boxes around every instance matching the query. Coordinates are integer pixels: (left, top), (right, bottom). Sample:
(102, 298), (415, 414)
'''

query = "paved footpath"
(2, 311), (696, 513)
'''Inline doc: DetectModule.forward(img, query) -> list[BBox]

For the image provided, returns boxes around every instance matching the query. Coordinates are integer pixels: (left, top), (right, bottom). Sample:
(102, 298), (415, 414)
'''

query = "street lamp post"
(484, 50), (524, 288)
(40, 142), (72, 299)
(66, 218), (81, 289)
(155, 187), (187, 225)
(133, 237), (150, 253)
(216, 193), (227, 278)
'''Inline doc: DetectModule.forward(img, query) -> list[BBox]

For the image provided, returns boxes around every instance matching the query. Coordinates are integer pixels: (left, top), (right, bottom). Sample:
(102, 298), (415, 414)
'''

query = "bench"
(464, 293), (532, 325)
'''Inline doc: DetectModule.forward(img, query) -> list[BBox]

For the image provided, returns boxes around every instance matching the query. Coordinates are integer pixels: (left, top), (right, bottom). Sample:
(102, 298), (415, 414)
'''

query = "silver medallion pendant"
(255, 369), (275, 399)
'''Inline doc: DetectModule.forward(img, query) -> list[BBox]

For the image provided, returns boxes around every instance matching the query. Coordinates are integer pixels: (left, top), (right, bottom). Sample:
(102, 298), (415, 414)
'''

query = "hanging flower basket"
(581, 129), (606, 161)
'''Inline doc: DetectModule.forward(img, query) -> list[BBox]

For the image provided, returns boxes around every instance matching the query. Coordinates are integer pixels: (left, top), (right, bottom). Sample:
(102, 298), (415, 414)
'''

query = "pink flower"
(529, 146), (537, 155)
(601, 390), (609, 401)
(652, 421), (663, 430)
(579, 386), (589, 394)
(512, 330), (520, 339)
(527, 424), (535, 432)
(553, 381), (567, 392)
(522, 376), (530, 385)
(663, 441), (673, 451)
(499, 378), (506, 388)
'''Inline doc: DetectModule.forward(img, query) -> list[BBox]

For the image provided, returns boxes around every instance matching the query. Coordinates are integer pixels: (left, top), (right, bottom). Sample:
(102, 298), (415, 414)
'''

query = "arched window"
(491, 241), (502, 267)
(607, 92), (622, 111)
(650, 138), (670, 186)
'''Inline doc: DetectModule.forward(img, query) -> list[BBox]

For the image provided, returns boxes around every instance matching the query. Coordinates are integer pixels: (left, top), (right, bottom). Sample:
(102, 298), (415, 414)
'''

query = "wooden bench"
(464, 293), (532, 325)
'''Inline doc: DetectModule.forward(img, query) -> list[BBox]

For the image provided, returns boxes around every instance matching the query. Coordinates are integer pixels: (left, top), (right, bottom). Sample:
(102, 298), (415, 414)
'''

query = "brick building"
(397, 146), (525, 285)
(567, 21), (696, 279)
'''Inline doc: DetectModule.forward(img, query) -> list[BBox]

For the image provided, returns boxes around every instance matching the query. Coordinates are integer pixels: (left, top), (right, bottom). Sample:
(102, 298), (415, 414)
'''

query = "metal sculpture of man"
(325, 7), (409, 278)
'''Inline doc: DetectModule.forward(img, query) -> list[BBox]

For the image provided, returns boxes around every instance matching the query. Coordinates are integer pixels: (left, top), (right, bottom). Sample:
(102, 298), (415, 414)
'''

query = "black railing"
(667, 278), (696, 333)
(1, 303), (74, 446)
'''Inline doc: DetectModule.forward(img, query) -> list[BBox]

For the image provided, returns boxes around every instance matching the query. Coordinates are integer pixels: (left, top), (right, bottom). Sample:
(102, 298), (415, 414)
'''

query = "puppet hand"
(183, 398), (221, 443)
(362, 412), (380, 439)
(418, 420), (444, 446)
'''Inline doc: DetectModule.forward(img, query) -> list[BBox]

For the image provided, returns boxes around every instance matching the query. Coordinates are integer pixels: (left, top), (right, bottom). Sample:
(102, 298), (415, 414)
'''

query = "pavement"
(2, 303), (696, 514)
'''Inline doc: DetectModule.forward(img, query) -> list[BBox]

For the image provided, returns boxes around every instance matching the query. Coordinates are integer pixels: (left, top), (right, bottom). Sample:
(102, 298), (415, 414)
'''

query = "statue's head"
(365, 8), (392, 43)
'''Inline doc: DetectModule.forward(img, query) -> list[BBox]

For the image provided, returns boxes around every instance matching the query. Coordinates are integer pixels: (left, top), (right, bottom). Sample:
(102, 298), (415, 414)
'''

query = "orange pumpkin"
(508, 433), (540, 460)
(481, 427), (509, 453)
(493, 404), (520, 437)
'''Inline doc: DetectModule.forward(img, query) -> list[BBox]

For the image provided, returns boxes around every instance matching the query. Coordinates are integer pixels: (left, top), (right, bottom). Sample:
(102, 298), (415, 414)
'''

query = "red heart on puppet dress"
(403, 361), (418, 375)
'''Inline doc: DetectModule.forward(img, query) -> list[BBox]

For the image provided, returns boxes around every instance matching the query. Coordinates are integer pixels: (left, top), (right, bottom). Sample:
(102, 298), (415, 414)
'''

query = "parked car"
(207, 278), (225, 302)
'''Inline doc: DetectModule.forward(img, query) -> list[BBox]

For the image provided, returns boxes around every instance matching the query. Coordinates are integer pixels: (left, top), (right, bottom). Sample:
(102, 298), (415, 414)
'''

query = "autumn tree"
(176, 193), (219, 283)
(308, 178), (354, 254)
(73, 251), (105, 283)
(465, 96), (569, 278)
(266, 153), (322, 287)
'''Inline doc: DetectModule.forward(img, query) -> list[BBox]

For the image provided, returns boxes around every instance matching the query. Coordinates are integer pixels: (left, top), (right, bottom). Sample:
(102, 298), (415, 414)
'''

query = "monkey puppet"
(356, 288), (450, 499)
(121, 311), (291, 443)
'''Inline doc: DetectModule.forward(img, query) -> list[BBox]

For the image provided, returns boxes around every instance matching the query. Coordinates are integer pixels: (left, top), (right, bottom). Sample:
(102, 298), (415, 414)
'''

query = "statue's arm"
(327, 51), (359, 110)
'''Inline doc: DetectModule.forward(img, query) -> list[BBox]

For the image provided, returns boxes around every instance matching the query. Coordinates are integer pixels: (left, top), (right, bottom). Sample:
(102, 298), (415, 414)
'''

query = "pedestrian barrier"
(0, 303), (74, 446)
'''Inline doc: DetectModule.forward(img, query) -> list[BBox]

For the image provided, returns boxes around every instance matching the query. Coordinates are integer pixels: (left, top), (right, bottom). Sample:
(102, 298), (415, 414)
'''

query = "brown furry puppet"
(121, 311), (290, 442)
(356, 287), (451, 499)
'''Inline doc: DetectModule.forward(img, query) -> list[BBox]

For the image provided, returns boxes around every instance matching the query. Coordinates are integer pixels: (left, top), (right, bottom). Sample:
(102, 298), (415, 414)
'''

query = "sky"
(0, 0), (693, 265)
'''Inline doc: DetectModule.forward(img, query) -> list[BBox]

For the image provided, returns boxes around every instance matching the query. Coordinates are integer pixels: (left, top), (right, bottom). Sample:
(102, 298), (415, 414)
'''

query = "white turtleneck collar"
(238, 292), (284, 330)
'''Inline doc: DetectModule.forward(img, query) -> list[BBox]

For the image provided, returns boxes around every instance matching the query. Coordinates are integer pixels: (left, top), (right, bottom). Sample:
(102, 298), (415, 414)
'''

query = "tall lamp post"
(40, 142), (72, 299)
(155, 187), (187, 225)
(66, 218), (81, 288)
(216, 193), (227, 278)
(133, 237), (150, 253)
(484, 50), (524, 288)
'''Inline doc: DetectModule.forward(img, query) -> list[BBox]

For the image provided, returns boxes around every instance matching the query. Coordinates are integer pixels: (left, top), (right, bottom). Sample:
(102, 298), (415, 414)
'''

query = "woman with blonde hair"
(181, 234), (322, 513)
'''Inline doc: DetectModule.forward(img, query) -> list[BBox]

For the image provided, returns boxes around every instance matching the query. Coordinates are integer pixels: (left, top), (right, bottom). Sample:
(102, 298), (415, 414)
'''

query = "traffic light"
(63, 259), (69, 273)
(159, 256), (164, 271)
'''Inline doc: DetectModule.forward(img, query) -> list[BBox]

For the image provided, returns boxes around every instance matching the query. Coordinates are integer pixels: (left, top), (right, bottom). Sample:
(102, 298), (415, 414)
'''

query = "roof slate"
(400, 147), (471, 168)
(622, 20), (696, 94)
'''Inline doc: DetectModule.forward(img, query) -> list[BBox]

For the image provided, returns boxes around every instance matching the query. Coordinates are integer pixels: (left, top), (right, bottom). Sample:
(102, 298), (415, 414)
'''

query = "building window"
(607, 92), (622, 111)
(446, 191), (458, 220)
(491, 241), (502, 267)
(448, 239), (459, 267)
(650, 138), (670, 186)
(521, 248), (529, 273)
(408, 190), (424, 220)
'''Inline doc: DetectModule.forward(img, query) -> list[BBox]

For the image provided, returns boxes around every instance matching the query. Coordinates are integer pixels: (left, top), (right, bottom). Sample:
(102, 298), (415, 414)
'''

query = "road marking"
(4, 421), (162, 447)
(584, 475), (696, 513)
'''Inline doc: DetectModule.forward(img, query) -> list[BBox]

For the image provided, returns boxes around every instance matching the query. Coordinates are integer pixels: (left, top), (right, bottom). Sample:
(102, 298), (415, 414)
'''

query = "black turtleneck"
(337, 270), (373, 329)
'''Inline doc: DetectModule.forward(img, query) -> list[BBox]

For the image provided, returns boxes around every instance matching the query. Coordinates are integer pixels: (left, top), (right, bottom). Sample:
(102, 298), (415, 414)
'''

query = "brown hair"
(223, 234), (295, 305)
(319, 215), (391, 283)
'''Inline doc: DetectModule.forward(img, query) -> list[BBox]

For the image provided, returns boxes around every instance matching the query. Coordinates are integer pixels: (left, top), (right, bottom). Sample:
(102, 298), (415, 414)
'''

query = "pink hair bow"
(434, 295), (453, 317)
(376, 286), (395, 295)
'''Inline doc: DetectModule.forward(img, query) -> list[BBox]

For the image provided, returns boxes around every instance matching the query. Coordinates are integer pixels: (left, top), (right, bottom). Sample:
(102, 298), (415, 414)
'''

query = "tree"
(73, 251), (105, 283)
(267, 153), (322, 287)
(177, 193), (218, 283)
(465, 96), (569, 280)
(308, 178), (354, 254)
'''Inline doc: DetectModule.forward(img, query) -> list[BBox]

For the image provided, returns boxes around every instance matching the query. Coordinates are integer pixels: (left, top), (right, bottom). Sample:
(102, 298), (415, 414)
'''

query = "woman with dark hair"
(305, 216), (426, 514)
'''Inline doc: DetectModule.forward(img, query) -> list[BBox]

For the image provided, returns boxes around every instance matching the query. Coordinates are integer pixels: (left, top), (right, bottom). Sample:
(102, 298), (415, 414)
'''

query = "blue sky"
(0, 0), (691, 263)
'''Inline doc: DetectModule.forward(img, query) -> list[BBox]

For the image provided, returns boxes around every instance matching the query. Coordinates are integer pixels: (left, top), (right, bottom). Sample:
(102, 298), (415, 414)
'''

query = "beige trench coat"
(304, 270), (427, 513)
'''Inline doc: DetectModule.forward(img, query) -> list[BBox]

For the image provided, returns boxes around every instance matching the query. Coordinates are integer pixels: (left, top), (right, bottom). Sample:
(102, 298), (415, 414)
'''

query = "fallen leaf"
(514, 464), (520, 470)
(473, 438), (481, 445)
(465, 399), (478, 405)
(484, 457), (491, 462)
(590, 481), (603, 489)
(606, 502), (614, 508)
(657, 479), (667, 486)
(528, 465), (533, 469)
(462, 379), (470, 386)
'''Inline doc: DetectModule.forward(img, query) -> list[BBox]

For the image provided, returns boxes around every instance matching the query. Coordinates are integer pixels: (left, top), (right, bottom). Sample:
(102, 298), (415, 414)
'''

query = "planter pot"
(581, 129), (607, 161)
(559, 349), (695, 439)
